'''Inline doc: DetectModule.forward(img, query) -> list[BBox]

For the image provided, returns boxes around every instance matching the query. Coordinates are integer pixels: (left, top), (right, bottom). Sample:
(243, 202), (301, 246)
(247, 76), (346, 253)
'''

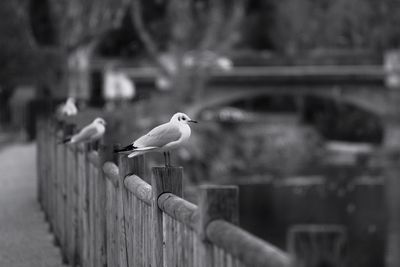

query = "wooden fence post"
(97, 154), (108, 267)
(66, 141), (73, 261)
(118, 152), (146, 267)
(45, 119), (53, 231)
(197, 185), (239, 267)
(67, 143), (79, 266)
(88, 147), (102, 267)
(198, 185), (239, 238)
(93, 126), (119, 267)
(117, 154), (142, 267)
(151, 167), (183, 267)
(101, 115), (122, 267)
(105, 164), (118, 267)
(382, 117), (400, 267)
(63, 123), (76, 264)
(82, 143), (92, 267)
(53, 119), (65, 242)
(55, 120), (66, 248)
(383, 51), (400, 267)
(48, 119), (56, 225)
(75, 143), (87, 267)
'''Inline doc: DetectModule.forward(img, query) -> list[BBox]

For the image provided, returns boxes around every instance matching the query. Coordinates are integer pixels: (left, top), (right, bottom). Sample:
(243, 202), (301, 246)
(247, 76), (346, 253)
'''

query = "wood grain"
(37, 120), (294, 267)
(152, 167), (183, 267)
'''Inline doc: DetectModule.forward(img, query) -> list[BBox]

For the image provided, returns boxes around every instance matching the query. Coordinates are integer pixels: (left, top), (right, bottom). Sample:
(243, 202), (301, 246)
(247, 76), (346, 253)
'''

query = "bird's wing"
(134, 123), (181, 148)
(57, 102), (77, 116)
(71, 124), (98, 143)
(65, 103), (78, 115)
(57, 104), (67, 115)
(70, 103), (78, 114)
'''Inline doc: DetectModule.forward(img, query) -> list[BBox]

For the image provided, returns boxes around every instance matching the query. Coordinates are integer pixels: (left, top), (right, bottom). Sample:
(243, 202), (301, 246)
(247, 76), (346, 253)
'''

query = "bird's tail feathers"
(58, 137), (71, 144)
(127, 151), (143, 158)
(133, 146), (158, 151)
(127, 147), (158, 158)
(114, 144), (137, 153)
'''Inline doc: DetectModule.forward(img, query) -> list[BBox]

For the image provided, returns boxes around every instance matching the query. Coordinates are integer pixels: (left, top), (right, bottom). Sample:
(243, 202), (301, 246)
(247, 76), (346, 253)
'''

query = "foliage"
(304, 96), (383, 144)
(181, 122), (324, 183)
(242, 0), (400, 53)
(0, 0), (61, 86)
(47, 0), (130, 49)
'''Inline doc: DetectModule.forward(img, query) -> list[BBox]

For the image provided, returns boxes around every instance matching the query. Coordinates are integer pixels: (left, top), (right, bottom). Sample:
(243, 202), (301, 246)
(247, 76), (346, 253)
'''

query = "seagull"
(62, 117), (106, 144)
(114, 112), (197, 166)
(58, 97), (78, 117)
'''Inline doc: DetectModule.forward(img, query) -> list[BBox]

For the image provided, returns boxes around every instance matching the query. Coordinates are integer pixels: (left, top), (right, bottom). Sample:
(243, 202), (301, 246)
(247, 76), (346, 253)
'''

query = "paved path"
(0, 143), (66, 267)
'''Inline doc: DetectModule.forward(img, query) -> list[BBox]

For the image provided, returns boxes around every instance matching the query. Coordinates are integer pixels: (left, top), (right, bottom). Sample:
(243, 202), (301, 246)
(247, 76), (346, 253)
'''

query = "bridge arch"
(190, 86), (388, 118)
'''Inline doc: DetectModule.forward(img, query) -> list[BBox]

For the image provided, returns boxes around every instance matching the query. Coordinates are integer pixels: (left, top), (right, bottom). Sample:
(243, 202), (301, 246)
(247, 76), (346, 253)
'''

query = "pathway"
(0, 143), (66, 267)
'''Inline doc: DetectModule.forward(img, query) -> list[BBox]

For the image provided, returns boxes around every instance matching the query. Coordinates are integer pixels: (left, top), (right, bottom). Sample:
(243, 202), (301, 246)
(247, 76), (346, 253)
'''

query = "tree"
(47, 0), (130, 49)
(0, 0), (60, 87)
(272, 0), (400, 53)
(130, 0), (246, 110)
(1, 0), (132, 90)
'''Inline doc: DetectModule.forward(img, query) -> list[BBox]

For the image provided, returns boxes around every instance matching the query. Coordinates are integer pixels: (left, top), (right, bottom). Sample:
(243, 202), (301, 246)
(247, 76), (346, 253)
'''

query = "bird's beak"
(188, 120), (198, 123)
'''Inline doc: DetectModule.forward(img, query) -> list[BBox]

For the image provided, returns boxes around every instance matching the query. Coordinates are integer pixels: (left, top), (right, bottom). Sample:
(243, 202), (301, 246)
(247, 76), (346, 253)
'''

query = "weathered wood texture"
(121, 157), (152, 267)
(77, 143), (88, 266)
(207, 220), (291, 267)
(37, 118), (292, 267)
(124, 174), (152, 205)
(65, 144), (77, 266)
(197, 185), (239, 239)
(152, 167), (183, 267)
(105, 170), (118, 267)
(382, 117), (400, 267)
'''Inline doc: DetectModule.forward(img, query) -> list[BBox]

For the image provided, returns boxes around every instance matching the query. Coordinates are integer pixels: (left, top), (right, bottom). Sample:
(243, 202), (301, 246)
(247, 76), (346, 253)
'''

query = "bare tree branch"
(168, 0), (194, 52)
(10, 0), (36, 49)
(48, 0), (128, 49)
(130, 0), (168, 74)
(217, 0), (246, 53)
(199, 0), (224, 50)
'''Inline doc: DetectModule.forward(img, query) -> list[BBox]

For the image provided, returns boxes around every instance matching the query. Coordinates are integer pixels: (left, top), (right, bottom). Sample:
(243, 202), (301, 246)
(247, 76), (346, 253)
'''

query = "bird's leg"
(167, 151), (171, 167)
(93, 140), (100, 151)
(163, 152), (168, 167)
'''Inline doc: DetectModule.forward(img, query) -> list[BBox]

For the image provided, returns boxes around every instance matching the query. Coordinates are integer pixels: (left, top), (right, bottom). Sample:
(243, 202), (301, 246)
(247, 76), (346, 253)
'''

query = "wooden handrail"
(207, 220), (292, 267)
(157, 193), (198, 230)
(102, 162), (119, 187)
(124, 174), (152, 205)
(88, 151), (100, 166)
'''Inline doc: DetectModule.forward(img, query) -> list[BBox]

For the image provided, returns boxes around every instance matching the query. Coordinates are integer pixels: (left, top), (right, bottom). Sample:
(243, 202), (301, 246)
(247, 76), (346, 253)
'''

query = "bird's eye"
(182, 117), (186, 120)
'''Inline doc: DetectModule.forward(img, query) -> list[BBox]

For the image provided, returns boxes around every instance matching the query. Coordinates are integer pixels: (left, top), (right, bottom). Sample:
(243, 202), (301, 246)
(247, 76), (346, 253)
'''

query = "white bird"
(115, 112), (197, 166)
(58, 97), (78, 117)
(62, 117), (106, 144)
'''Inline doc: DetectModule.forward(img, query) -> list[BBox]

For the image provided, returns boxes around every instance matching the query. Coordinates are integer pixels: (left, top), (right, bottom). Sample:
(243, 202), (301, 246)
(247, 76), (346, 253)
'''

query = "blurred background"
(1, 0), (400, 266)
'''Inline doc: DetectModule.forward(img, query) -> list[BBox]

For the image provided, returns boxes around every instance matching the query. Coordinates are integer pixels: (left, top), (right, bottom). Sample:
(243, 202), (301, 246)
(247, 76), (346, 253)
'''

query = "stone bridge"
(189, 65), (395, 117)
(119, 64), (398, 118)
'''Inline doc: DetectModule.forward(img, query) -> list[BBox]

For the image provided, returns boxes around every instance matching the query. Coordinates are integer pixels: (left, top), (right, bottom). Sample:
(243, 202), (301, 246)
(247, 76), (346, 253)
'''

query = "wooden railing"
(36, 117), (292, 267)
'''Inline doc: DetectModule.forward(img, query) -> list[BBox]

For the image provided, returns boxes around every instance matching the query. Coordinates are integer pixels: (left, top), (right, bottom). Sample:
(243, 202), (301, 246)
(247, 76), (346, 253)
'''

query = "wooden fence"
(36, 117), (292, 267)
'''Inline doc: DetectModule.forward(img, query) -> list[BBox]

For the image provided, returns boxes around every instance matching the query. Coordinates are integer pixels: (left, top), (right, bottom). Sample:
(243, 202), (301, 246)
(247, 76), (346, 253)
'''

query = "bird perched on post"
(58, 97), (78, 117)
(114, 112), (197, 166)
(62, 117), (106, 144)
